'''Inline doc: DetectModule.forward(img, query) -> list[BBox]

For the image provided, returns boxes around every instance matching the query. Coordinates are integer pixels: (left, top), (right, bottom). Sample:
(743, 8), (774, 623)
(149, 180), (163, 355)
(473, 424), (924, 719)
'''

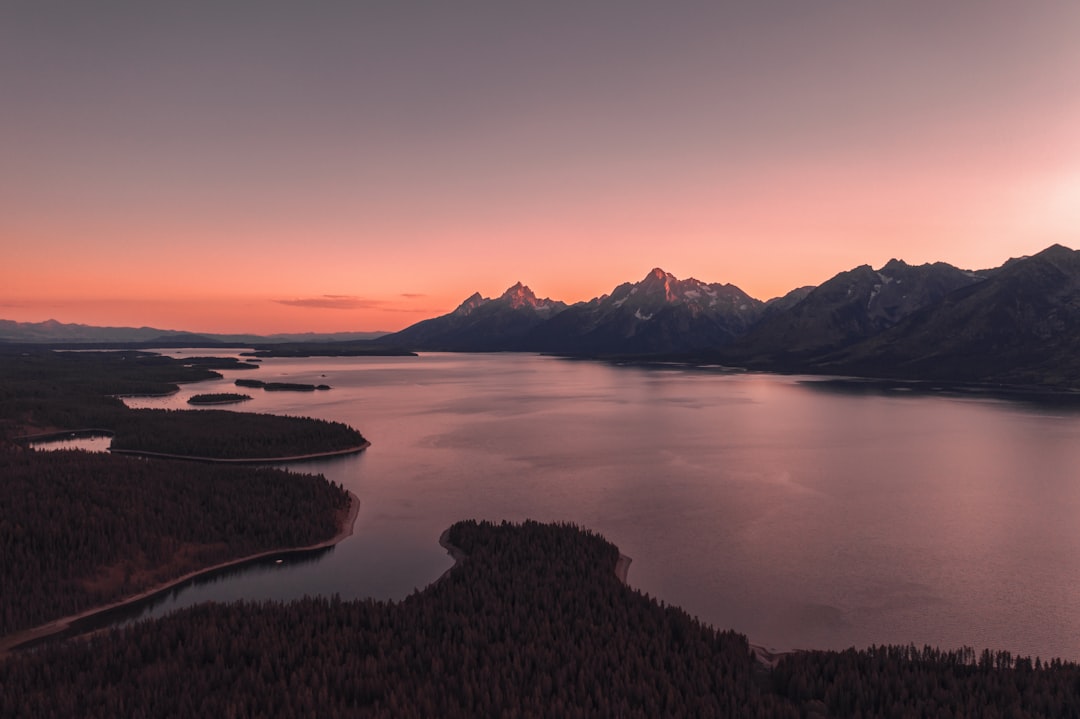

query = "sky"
(3, 1), (1079, 334)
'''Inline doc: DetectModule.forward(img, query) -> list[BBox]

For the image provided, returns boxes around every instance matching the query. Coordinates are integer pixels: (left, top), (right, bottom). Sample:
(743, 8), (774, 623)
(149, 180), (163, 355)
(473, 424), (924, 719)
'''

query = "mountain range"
(6, 244), (1079, 388)
(377, 244), (1080, 388)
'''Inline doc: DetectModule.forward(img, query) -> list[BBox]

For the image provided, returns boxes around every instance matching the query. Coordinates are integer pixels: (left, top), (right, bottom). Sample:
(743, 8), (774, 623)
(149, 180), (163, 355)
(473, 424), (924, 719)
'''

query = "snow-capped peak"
(496, 282), (565, 313)
(499, 282), (540, 309)
(639, 268), (680, 302)
(588, 268), (761, 323)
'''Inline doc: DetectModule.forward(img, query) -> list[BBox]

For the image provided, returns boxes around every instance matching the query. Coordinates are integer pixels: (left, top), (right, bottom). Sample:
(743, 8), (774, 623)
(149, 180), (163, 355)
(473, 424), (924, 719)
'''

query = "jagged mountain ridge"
(725, 259), (986, 363)
(815, 244), (1080, 386)
(520, 268), (764, 353)
(384, 282), (567, 351)
(10, 245), (1080, 387)
(382, 257), (994, 357)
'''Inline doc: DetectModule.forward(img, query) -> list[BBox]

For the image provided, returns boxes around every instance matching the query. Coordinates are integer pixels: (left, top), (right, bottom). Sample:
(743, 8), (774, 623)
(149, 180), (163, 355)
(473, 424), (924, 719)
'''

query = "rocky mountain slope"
(724, 259), (985, 365)
(520, 268), (763, 354)
(816, 244), (1080, 386)
(382, 283), (567, 351)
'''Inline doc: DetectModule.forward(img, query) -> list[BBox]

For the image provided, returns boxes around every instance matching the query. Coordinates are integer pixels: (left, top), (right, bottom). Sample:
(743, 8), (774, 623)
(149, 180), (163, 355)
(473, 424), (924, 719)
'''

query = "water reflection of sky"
(37, 352), (1080, 662)
(28, 433), (113, 453)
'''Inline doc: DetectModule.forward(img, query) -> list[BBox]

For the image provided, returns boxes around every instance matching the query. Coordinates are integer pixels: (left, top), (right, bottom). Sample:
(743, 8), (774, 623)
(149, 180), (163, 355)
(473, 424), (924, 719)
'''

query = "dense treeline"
(0, 348), (219, 400)
(3, 520), (1078, 717)
(1, 520), (784, 718)
(179, 356), (260, 371)
(187, 393), (252, 405)
(0, 347), (359, 638)
(0, 348), (365, 459)
(108, 409), (363, 459)
(235, 379), (332, 392)
(0, 445), (350, 636)
(771, 644), (1080, 718)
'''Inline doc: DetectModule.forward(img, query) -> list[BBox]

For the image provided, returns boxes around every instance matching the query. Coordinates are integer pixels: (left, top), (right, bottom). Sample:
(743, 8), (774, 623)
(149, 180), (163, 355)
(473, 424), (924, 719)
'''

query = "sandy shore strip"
(16, 429), (370, 464)
(748, 643), (794, 668)
(0, 490), (361, 658)
(433, 528), (468, 587)
(614, 554), (632, 585)
(108, 441), (370, 464)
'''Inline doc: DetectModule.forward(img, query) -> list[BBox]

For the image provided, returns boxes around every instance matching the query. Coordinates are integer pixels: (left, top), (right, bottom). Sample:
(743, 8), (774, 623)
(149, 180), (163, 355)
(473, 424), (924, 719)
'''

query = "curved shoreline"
(108, 441), (371, 464)
(16, 428), (116, 443)
(0, 490), (361, 658)
(187, 398), (253, 406)
(18, 430), (370, 464)
(435, 528), (633, 587)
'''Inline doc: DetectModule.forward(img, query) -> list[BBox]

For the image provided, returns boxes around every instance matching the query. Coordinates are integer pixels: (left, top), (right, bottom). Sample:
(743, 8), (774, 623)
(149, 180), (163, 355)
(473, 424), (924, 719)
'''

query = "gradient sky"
(3, 1), (1079, 334)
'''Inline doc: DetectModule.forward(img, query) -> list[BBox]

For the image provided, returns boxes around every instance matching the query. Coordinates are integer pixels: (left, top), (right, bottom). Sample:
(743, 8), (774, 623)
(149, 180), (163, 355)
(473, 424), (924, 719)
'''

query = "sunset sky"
(3, 2), (1079, 334)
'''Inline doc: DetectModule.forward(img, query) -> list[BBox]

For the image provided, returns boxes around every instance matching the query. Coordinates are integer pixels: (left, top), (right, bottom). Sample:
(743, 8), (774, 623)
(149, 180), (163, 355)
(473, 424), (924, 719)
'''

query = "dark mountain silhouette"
(761, 285), (816, 318)
(815, 244), (1080, 386)
(521, 268), (763, 354)
(724, 259), (985, 366)
(380, 283), (567, 351)
(11, 244), (1080, 388)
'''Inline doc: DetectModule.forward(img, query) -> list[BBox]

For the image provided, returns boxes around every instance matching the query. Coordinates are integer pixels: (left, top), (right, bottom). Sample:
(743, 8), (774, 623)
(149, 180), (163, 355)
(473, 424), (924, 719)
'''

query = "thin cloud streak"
(274, 295), (435, 314)
(275, 296), (385, 310)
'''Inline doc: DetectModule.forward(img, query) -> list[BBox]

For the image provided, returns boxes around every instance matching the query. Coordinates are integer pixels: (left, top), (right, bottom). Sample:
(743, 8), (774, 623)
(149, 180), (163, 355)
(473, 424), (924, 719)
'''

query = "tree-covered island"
(187, 392), (252, 405)
(235, 379), (332, 392)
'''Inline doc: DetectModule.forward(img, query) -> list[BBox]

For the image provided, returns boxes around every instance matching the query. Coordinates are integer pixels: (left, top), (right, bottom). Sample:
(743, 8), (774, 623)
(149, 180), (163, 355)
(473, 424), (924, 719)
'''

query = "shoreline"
(16, 428), (116, 443)
(614, 553), (631, 584)
(107, 441), (370, 464)
(433, 528), (469, 587)
(435, 528), (633, 588)
(434, 528), (787, 668)
(0, 490), (361, 658)
(16, 430), (371, 464)
(748, 643), (794, 669)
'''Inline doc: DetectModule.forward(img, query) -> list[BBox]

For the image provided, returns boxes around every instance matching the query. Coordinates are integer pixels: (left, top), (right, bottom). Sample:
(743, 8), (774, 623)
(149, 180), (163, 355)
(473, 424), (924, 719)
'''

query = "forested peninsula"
(0, 346), (362, 642)
(0, 347), (366, 460)
(0, 447), (351, 639)
(3, 520), (1078, 717)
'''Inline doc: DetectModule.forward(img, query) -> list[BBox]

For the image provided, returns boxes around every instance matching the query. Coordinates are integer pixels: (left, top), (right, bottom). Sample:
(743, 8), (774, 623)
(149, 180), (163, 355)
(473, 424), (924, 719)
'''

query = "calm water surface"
(116, 352), (1080, 660)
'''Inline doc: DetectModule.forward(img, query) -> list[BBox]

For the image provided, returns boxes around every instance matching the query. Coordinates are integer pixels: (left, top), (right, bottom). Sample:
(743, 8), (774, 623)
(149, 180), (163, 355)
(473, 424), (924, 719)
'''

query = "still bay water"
(116, 352), (1080, 660)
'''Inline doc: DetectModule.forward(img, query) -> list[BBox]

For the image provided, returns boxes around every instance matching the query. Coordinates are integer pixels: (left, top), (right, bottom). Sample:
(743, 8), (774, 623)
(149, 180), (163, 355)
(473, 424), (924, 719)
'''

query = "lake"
(115, 351), (1080, 661)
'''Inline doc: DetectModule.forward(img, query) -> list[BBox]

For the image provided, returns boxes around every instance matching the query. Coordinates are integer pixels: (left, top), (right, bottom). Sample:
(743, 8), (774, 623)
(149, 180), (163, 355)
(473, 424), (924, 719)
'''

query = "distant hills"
(7, 244), (1080, 388)
(377, 244), (1080, 388)
(0, 319), (387, 346)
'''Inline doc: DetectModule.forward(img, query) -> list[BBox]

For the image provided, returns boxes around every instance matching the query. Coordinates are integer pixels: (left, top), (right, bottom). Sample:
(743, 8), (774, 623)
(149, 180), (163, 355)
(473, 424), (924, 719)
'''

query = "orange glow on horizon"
(3, 3), (1079, 335)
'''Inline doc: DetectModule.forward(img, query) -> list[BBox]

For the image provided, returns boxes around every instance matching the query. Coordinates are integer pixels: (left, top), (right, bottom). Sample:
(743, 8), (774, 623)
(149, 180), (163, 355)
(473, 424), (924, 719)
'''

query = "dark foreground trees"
(0, 446), (350, 636)
(5, 521), (1077, 718)
(0, 347), (360, 637)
